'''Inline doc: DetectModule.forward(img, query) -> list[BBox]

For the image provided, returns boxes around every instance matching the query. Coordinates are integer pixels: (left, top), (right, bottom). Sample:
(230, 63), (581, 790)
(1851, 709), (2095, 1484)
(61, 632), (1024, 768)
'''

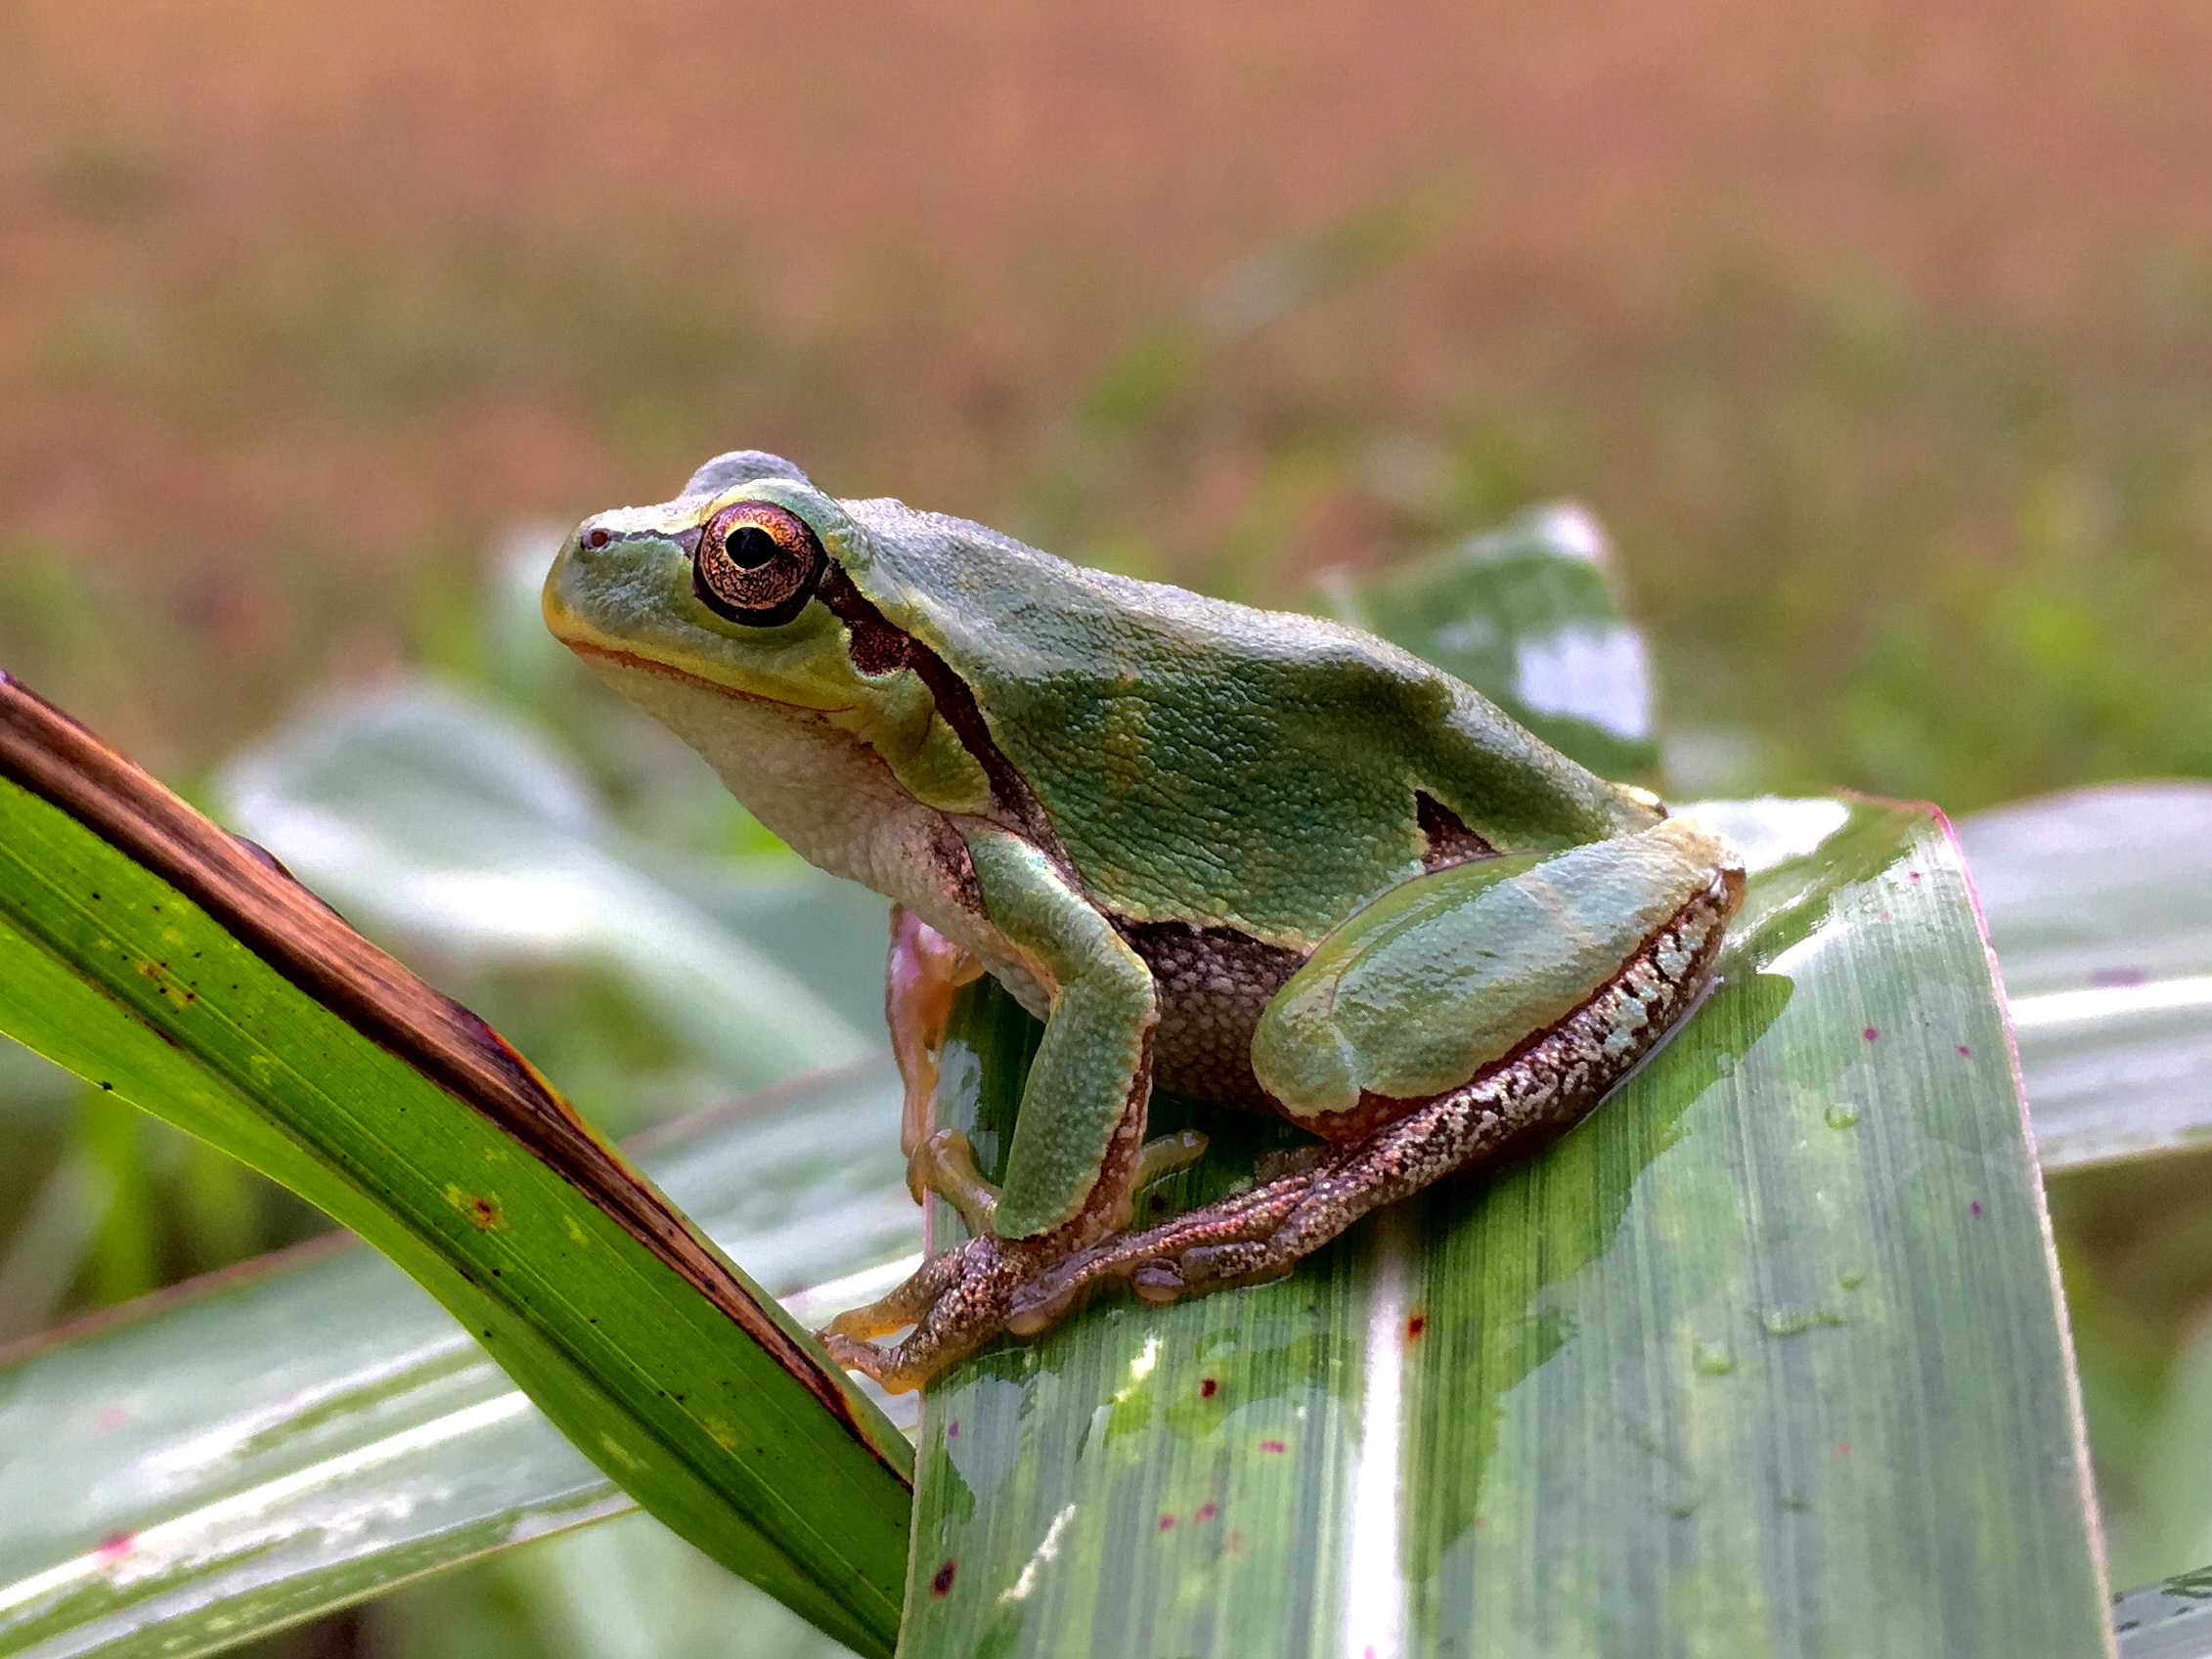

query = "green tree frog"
(545, 452), (1744, 1391)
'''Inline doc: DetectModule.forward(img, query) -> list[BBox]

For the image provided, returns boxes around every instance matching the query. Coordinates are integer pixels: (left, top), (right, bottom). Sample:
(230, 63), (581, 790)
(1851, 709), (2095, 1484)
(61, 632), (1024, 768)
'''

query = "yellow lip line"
(559, 636), (858, 718)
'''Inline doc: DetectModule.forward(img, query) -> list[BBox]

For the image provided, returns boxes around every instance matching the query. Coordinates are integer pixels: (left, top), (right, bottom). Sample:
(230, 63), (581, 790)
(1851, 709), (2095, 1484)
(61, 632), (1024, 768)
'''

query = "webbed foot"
(819, 1127), (1213, 1390)
(820, 1232), (1066, 1391)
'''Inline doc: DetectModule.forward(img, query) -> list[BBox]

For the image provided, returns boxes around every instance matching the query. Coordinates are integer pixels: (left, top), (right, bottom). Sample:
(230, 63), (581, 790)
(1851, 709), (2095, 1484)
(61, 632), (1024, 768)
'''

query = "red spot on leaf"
(945, 1419), (958, 1440)
(1260, 1438), (1286, 1454)
(930, 1559), (956, 1595)
(95, 1406), (127, 1431)
(1958, 1045), (1971, 1057)
(1908, 870), (1923, 882)
(1861, 1026), (1880, 1042)
(98, 1532), (133, 1561)
(1969, 1201), (1983, 1217)
(1199, 1377), (1217, 1399)
(1197, 1502), (1218, 1521)
(463, 1196), (501, 1230)
(1158, 1513), (1175, 1531)
(1406, 1313), (1427, 1339)
(1835, 1442), (1851, 1457)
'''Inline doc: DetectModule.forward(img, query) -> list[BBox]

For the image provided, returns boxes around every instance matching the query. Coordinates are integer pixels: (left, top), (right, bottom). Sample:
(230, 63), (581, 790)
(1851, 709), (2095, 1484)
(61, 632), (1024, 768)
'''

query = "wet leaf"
(899, 798), (2109, 1658)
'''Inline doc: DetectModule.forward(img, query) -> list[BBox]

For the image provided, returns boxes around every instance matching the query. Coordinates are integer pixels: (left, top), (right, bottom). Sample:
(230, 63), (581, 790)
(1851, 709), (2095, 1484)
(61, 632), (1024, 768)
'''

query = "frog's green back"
(839, 496), (1650, 947)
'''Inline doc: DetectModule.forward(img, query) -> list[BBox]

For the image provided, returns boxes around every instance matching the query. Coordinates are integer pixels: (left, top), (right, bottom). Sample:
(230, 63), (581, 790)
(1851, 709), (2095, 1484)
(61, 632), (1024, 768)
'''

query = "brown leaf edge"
(0, 669), (908, 1487)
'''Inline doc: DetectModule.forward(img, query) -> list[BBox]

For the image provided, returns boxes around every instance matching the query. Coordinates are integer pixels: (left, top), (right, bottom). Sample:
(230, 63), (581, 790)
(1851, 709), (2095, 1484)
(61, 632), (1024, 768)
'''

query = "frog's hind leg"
(821, 1232), (1070, 1392)
(822, 1125), (1215, 1388)
(1008, 862), (1743, 1331)
(887, 904), (985, 1200)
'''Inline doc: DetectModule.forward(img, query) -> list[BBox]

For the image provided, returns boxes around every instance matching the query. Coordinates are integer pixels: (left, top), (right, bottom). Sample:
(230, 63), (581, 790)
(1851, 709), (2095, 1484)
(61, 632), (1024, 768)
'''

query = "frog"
(544, 451), (1745, 1393)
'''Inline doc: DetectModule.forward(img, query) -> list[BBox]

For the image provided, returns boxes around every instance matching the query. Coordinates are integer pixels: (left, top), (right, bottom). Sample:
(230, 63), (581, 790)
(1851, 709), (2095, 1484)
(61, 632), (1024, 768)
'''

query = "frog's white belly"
(583, 656), (1053, 1012)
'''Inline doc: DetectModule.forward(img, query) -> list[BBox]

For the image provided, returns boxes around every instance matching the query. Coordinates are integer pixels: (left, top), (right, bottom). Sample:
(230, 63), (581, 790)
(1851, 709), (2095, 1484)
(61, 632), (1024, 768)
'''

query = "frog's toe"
(1132, 1127), (1210, 1187)
(819, 1326), (959, 1395)
(822, 1247), (962, 1345)
(819, 1328), (903, 1385)
(816, 1233), (1047, 1392)
(1129, 1261), (1185, 1304)
(905, 1129), (1001, 1233)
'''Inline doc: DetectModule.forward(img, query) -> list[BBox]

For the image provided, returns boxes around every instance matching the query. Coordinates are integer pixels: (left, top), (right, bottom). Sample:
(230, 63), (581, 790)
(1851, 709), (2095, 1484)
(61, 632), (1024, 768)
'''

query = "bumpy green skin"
(831, 494), (1651, 946)
(545, 453), (1714, 1245)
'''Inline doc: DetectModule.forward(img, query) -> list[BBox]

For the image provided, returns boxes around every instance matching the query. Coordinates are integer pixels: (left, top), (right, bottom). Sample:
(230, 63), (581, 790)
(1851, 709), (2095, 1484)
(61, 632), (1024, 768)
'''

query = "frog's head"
(544, 450), (888, 708)
(545, 451), (993, 820)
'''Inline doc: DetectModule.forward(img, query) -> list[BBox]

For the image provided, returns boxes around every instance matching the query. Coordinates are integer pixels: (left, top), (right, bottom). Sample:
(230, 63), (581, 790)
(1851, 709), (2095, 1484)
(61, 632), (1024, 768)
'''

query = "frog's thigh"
(1253, 820), (1728, 1121)
(964, 830), (1159, 1241)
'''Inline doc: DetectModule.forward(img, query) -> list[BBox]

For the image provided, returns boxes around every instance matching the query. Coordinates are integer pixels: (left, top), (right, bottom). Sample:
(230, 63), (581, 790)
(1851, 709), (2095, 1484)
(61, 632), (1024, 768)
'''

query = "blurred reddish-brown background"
(7, 0), (2212, 806)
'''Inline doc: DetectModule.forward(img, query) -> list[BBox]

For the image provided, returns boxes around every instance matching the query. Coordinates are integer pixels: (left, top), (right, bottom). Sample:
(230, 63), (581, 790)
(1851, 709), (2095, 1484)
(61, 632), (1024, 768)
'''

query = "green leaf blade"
(0, 678), (910, 1656)
(0, 1063), (920, 1659)
(1402, 801), (2101, 1652)
(1957, 783), (2212, 1171)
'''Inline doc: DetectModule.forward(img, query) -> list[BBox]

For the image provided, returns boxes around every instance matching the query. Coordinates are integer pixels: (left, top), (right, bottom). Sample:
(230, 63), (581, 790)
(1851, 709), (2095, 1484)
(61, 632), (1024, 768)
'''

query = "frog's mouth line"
(557, 635), (860, 720)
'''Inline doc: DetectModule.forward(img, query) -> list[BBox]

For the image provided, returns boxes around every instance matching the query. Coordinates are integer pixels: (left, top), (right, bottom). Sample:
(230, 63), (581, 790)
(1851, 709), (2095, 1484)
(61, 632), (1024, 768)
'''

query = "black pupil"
(728, 526), (780, 569)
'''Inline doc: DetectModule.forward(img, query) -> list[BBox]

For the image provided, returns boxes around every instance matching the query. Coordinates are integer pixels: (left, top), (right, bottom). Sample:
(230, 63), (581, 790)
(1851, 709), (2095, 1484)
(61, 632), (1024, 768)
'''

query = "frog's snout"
(547, 519), (609, 597)
(559, 511), (704, 567)
(543, 516), (641, 638)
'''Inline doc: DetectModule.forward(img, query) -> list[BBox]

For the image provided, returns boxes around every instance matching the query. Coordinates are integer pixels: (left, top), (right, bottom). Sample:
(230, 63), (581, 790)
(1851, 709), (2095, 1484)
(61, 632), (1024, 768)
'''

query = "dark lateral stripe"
(814, 565), (1080, 878)
(0, 670), (906, 1483)
(1414, 790), (1501, 868)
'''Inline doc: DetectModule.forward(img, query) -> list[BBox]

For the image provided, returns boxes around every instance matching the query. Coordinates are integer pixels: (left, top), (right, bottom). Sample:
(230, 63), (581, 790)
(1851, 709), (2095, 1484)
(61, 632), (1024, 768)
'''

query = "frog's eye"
(693, 501), (827, 628)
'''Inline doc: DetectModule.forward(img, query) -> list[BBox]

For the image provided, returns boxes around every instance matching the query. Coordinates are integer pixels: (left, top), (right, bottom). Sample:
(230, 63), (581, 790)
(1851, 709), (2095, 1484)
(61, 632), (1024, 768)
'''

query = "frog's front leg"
(820, 830), (1171, 1389)
(1009, 822), (1745, 1331)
